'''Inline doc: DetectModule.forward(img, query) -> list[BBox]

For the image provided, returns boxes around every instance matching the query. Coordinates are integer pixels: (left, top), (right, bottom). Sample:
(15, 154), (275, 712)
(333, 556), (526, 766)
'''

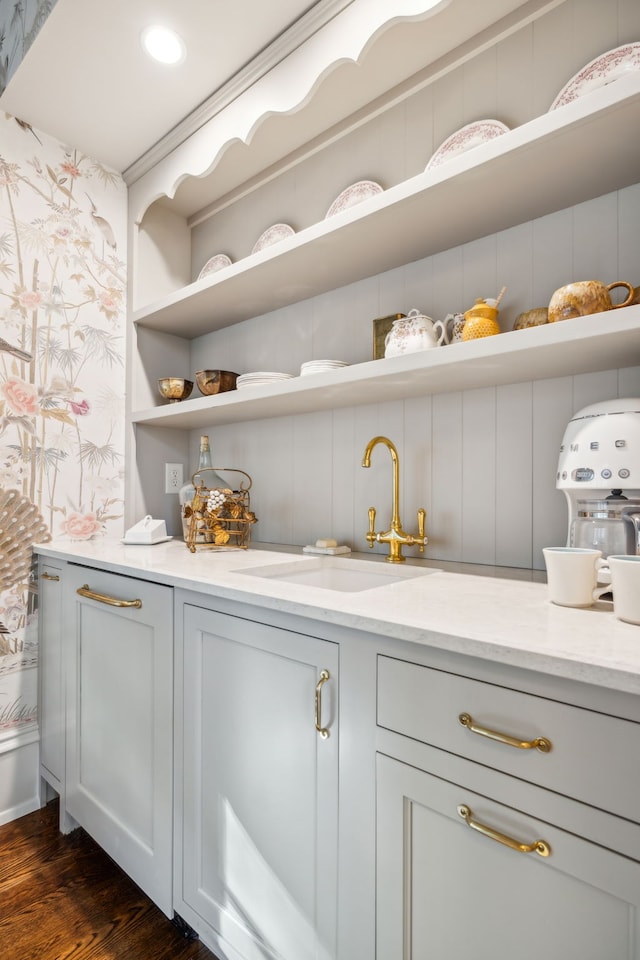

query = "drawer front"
(377, 655), (640, 823)
(377, 753), (640, 960)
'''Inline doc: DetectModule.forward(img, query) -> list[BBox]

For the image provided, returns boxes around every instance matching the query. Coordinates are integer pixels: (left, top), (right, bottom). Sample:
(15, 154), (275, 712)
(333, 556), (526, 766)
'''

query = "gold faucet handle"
(417, 508), (427, 552)
(366, 507), (377, 548)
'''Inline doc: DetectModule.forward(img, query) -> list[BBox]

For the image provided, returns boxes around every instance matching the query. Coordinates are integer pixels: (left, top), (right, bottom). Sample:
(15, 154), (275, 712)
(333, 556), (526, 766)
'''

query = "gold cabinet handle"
(77, 584), (142, 609)
(458, 712), (551, 753)
(457, 804), (551, 857)
(41, 572), (60, 581)
(315, 669), (330, 739)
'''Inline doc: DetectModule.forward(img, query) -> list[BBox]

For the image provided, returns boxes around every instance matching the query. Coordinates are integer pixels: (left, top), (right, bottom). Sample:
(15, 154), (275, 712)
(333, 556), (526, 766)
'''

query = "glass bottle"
(178, 435), (226, 541)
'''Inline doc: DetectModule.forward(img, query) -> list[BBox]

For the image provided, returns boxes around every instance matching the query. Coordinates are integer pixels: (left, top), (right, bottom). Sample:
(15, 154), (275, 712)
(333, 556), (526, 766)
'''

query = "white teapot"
(384, 309), (447, 357)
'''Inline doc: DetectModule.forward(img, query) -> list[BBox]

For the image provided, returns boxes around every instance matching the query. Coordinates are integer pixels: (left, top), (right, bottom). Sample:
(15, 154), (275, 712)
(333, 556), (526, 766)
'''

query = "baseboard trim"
(0, 731), (40, 825)
(0, 722), (39, 753)
(0, 793), (40, 826)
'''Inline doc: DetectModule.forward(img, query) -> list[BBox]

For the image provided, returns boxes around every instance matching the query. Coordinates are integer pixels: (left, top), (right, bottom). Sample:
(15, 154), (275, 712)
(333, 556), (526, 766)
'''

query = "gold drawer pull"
(41, 572), (60, 581)
(458, 712), (551, 753)
(315, 669), (330, 739)
(77, 584), (142, 608)
(457, 804), (551, 858)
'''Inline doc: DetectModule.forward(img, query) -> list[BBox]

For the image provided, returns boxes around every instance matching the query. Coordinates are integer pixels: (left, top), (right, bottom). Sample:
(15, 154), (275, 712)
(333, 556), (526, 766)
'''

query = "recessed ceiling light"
(141, 25), (186, 65)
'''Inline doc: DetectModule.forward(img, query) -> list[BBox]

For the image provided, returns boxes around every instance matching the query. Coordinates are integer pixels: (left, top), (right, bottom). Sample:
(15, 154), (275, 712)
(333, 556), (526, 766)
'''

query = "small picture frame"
(372, 313), (405, 360)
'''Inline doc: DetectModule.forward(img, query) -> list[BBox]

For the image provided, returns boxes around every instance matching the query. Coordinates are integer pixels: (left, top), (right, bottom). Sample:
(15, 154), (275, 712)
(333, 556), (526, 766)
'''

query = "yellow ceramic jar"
(462, 299), (500, 340)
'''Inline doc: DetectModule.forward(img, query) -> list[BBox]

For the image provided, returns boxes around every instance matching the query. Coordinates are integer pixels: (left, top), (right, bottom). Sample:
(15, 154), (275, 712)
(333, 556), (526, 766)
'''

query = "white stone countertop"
(34, 538), (640, 695)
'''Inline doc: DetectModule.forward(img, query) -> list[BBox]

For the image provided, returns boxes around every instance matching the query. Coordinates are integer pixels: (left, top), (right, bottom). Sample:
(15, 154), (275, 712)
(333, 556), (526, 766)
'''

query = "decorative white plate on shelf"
(325, 180), (383, 218)
(236, 372), (294, 389)
(425, 120), (510, 171)
(197, 254), (233, 280)
(300, 359), (349, 375)
(549, 42), (640, 110)
(251, 223), (295, 255)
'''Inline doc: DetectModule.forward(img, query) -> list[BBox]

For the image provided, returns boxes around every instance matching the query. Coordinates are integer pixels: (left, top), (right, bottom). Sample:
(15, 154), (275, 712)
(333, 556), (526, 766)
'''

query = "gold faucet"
(361, 435), (428, 563)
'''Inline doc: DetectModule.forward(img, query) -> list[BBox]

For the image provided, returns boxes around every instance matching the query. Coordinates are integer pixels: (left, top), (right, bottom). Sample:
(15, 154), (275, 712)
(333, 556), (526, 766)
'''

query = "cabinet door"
(38, 560), (64, 790)
(179, 603), (339, 960)
(64, 565), (173, 916)
(377, 753), (640, 960)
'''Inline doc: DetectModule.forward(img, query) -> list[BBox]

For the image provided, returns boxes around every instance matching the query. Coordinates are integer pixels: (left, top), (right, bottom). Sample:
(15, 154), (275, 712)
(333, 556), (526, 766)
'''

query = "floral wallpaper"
(0, 0), (58, 96)
(0, 111), (126, 740)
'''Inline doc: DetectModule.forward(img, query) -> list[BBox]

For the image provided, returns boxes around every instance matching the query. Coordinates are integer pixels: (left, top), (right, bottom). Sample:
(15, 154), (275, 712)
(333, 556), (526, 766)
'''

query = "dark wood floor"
(0, 799), (218, 960)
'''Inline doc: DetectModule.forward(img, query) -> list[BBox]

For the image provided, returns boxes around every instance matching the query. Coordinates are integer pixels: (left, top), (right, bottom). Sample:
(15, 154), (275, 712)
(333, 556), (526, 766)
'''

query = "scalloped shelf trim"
(130, 0), (449, 221)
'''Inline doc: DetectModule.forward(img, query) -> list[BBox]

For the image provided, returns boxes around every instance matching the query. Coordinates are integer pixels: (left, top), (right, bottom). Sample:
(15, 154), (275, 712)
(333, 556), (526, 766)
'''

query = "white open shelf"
(131, 306), (640, 429)
(133, 75), (640, 340)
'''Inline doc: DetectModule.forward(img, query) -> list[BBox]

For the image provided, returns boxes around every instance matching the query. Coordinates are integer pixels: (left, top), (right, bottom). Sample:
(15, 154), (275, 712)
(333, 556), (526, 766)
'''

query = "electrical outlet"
(165, 462), (183, 493)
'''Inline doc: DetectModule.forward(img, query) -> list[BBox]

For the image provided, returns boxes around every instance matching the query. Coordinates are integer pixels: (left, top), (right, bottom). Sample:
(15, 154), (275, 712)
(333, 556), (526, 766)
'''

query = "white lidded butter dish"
(122, 515), (172, 545)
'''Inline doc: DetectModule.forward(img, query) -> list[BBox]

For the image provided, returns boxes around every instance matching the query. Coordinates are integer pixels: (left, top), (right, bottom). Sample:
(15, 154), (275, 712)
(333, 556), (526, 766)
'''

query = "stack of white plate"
(300, 360), (349, 376)
(236, 371), (294, 390)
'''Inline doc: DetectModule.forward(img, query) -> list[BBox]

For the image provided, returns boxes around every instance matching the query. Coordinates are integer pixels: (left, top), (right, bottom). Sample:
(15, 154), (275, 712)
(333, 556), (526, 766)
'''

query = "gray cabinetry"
(375, 654), (640, 959)
(63, 563), (174, 916)
(175, 596), (340, 960)
(377, 753), (640, 960)
(34, 542), (640, 959)
(38, 559), (65, 794)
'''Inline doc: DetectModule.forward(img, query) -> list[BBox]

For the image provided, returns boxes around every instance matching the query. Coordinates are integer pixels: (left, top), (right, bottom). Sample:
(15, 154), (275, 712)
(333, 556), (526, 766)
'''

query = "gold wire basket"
(183, 468), (257, 553)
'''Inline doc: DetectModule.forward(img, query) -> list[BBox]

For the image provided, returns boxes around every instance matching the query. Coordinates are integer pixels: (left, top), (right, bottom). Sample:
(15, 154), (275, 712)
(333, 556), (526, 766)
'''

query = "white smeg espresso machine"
(557, 398), (640, 565)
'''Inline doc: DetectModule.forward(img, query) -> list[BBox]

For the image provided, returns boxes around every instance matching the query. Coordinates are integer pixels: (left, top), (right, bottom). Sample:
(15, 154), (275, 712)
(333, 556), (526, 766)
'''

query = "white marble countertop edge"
(34, 538), (640, 695)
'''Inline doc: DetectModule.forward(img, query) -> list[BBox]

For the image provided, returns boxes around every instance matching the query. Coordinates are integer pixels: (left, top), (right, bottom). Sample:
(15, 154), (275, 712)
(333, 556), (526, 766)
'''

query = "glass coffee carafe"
(571, 497), (640, 558)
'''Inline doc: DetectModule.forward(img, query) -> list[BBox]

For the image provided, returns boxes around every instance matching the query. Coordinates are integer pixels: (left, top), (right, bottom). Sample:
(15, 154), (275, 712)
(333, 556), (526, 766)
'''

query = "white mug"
(543, 547), (610, 608)
(608, 555), (640, 625)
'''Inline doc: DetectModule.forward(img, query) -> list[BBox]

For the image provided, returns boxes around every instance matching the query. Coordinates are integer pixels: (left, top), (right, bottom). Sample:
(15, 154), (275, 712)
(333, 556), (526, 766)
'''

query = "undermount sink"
(235, 556), (437, 592)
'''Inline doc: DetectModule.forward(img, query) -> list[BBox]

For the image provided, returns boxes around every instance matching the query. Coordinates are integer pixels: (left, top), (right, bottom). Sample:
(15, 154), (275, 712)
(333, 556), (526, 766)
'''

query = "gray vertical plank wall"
(188, 181), (640, 570)
(171, 0), (640, 570)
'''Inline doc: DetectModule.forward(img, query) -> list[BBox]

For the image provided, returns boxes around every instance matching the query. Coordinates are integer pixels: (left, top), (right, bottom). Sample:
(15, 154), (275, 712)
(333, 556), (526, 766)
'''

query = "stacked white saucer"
(300, 359), (349, 376)
(236, 371), (294, 389)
